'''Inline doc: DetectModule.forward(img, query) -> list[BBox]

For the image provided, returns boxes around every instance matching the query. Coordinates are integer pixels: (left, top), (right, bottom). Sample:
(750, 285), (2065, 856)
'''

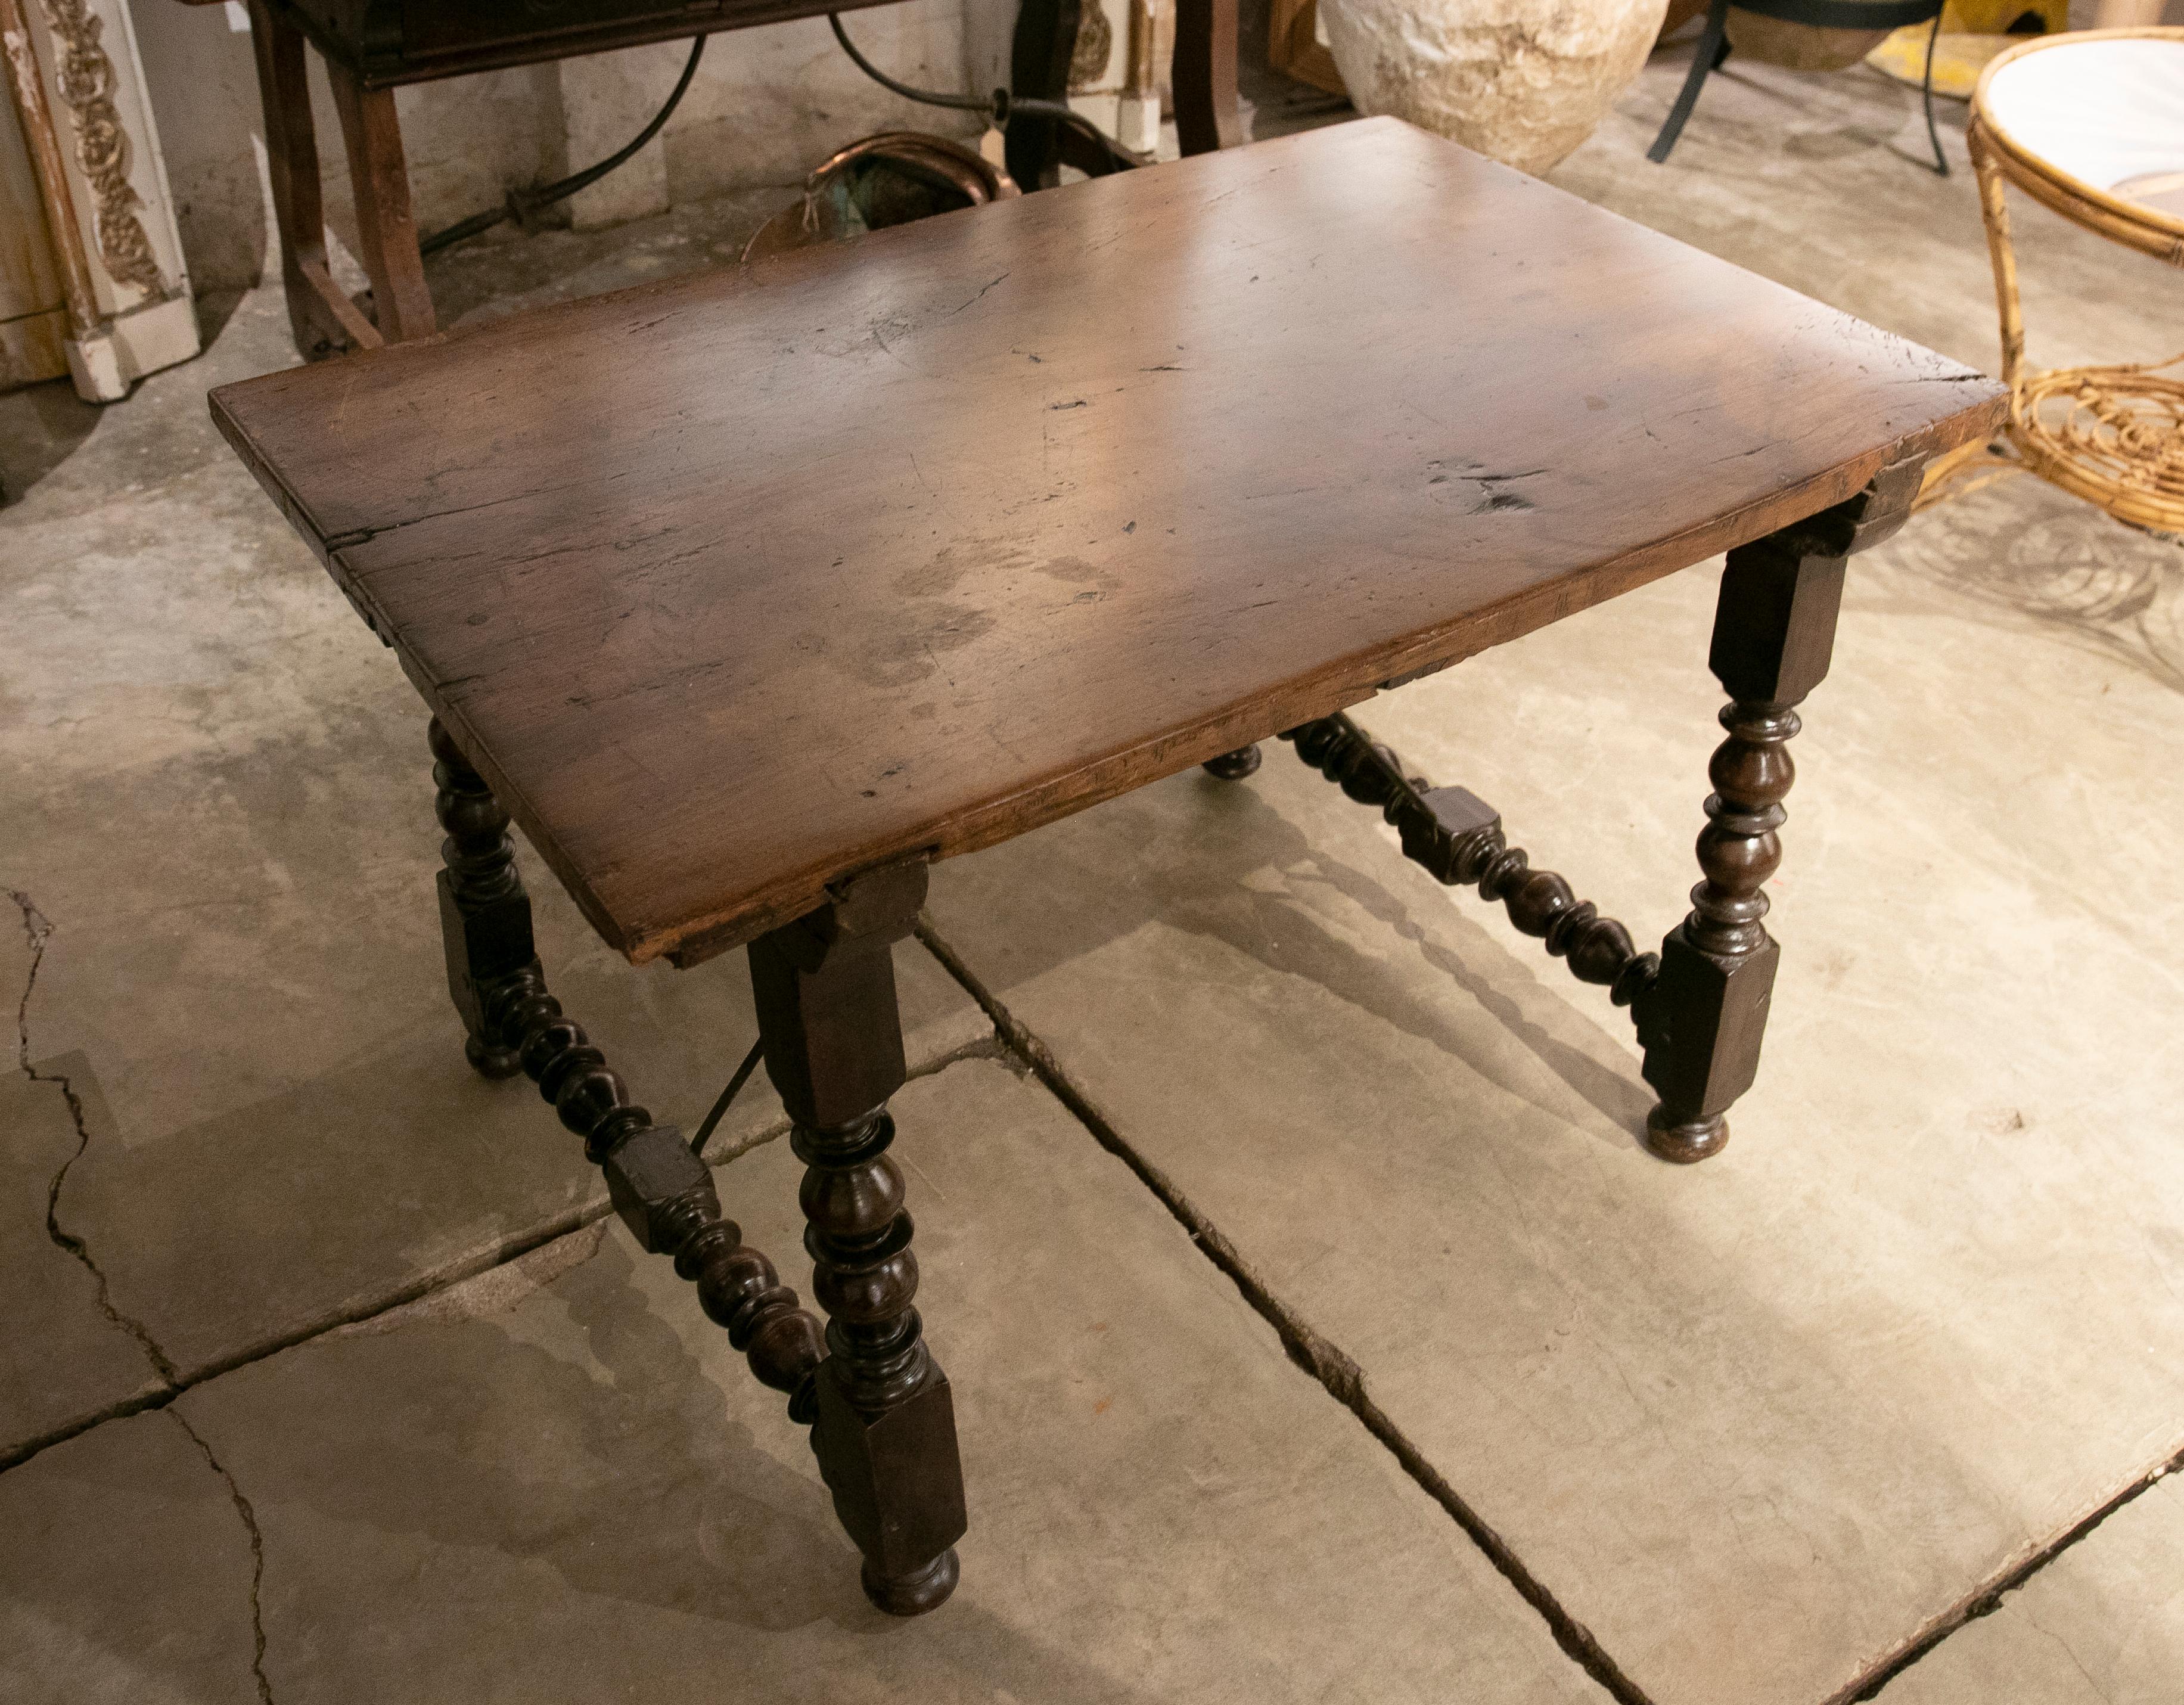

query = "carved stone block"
(1320, 0), (1666, 176)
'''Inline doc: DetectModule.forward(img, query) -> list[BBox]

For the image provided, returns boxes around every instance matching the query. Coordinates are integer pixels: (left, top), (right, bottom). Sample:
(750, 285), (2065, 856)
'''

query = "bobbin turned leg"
(1637, 457), (1925, 1162)
(428, 718), (536, 1078)
(749, 862), (967, 1616)
(1202, 745), (1262, 780)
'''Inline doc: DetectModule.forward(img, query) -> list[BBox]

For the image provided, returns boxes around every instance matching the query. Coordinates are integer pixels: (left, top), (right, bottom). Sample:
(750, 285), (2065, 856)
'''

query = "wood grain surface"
(211, 117), (2006, 967)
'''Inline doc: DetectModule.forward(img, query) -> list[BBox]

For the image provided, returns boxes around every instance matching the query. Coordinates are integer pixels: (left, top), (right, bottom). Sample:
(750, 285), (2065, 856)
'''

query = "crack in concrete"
(10, 895), (274, 1692)
(2020, 1602), (2115, 1705)
(0, 1017), (1010, 1476)
(168, 1408), (275, 1705)
(11, 890), (182, 1392)
(0, 952), (1006, 1682)
(911, 914), (1659, 1705)
(911, 914), (2184, 1705)
(1845, 1448), (2184, 1703)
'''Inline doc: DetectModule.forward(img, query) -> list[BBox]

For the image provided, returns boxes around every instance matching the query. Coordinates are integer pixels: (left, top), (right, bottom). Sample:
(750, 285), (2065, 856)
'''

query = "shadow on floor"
(930, 766), (1659, 1148)
(0, 379), (98, 508)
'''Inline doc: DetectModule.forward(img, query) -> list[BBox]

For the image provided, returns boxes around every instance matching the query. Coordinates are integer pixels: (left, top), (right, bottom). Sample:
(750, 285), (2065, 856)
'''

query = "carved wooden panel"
(0, 0), (197, 398)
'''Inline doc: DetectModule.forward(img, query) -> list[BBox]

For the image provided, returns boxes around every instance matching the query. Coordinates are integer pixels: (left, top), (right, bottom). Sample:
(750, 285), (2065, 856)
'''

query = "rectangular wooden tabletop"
(212, 116), (2005, 968)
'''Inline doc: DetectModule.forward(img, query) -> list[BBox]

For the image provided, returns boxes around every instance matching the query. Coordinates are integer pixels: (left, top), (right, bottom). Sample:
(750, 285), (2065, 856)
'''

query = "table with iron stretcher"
(210, 116), (2007, 1615)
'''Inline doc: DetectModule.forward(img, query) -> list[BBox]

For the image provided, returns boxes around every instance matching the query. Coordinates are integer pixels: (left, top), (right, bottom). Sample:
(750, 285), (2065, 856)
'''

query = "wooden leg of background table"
(246, 0), (358, 358)
(1172, 0), (1244, 156)
(325, 60), (436, 341)
(428, 718), (536, 1079)
(749, 863), (967, 1616)
(1636, 458), (1924, 1162)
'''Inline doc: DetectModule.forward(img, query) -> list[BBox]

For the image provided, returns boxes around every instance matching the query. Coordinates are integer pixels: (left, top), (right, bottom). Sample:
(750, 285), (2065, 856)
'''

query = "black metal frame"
(1648, 0), (1949, 176)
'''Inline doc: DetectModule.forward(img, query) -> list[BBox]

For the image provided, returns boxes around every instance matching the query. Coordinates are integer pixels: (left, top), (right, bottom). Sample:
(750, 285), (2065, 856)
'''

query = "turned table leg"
(749, 864), (968, 1616)
(1266, 459), (1931, 1165)
(1201, 744), (1262, 780)
(1637, 456), (1925, 1161)
(428, 718), (536, 1077)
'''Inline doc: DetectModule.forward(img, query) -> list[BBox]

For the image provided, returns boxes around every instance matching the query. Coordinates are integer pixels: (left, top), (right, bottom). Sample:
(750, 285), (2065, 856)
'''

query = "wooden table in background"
(211, 116), (2006, 1616)
(202, 0), (1242, 356)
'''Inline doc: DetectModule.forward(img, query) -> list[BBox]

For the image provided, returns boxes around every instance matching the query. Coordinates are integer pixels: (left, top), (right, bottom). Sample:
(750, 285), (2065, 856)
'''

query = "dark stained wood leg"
(487, 954), (827, 1403)
(1636, 455), (1927, 1161)
(1635, 703), (1792, 1163)
(1172, 0), (1244, 156)
(1201, 744), (1262, 780)
(429, 717), (535, 1078)
(748, 862), (967, 1617)
(1275, 458), (1924, 1166)
(325, 59), (436, 341)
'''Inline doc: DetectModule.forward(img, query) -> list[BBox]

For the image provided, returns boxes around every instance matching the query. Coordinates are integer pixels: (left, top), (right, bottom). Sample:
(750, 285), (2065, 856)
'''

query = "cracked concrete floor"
(7, 30), (2184, 1705)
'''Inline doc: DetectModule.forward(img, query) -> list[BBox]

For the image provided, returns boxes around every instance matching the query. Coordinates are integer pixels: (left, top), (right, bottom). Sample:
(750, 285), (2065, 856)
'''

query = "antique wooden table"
(224, 0), (1241, 356)
(212, 116), (2006, 1616)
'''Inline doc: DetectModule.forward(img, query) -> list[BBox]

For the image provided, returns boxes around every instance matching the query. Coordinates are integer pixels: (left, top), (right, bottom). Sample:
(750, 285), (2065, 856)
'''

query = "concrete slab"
(1, 904), (163, 1455)
(421, 185), (784, 334)
(1552, 36), (2184, 381)
(922, 467), (2184, 1703)
(156, 1058), (1611, 1703)
(1881, 1470), (2184, 1705)
(0, 290), (987, 1432)
(4, 21), (2180, 1693)
(0, 1408), (264, 1704)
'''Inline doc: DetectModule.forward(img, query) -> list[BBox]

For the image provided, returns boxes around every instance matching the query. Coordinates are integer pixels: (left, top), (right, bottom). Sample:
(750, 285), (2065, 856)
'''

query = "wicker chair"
(1965, 26), (2184, 535)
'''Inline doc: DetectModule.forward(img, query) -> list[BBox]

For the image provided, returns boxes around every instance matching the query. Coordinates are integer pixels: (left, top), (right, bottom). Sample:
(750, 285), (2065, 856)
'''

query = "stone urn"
(1319, 0), (1672, 175)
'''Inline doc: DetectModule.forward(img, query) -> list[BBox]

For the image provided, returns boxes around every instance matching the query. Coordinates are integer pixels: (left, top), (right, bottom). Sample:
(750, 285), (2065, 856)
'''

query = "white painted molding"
(1, 0), (197, 399)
